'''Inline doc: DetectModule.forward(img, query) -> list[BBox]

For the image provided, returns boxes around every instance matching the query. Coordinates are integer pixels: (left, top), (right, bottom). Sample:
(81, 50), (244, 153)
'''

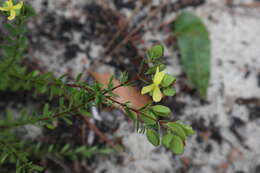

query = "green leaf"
(151, 105), (171, 117)
(120, 72), (128, 84)
(61, 144), (70, 153)
(167, 122), (186, 140)
(141, 110), (157, 125)
(75, 146), (87, 153)
(76, 73), (83, 82)
(125, 108), (137, 121)
(169, 135), (184, 155)
(98, 148), (115, 154)
(148, 44), (164, 59)
(31, 70), (39, 77)
(175, 12), (211, 99)
(107, 75), (114, 90)
(162, 133), (174, 148)
(146, 129), (160, 146)
(31, 164), (44, 171)
(48, 144), (54, 153)
(46, 124), (55, 130)
(161, 74), (176, 87)
(3, 23), (17, 37)
(176, 122), (196, 136)
(62, 117), (73, 125)
(0, 153), (9, 163)
(80, 109), (91, 117)
(43, 103), (49, 115)
(145, 64), (166, 75)
(22, 3), (36, 17)
(163, 87), (176, 96)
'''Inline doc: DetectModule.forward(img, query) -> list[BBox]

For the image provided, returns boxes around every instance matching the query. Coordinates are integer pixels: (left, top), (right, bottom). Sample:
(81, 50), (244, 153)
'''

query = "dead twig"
(79, 114), (115, 147)
(105, 3), (142, 52)
(107, 1), (169, 56)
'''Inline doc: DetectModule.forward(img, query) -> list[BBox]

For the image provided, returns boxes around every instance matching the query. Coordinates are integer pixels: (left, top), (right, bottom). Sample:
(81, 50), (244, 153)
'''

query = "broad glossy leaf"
(175, 12), (211, 99)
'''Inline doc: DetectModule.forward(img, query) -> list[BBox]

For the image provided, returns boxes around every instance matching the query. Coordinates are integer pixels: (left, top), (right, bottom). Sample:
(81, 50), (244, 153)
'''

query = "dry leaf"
(217, 148), (242, 173)
(180, 157), (192, 168)
(89, 71), (150, 110)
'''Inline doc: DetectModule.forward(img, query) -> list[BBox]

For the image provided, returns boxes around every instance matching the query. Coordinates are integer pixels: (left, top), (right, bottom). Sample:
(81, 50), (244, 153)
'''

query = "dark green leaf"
(80, 109), (91, 117)
(43, 103), (49, 115)
(22, 3), (36, 17)
(98, 148), (115, 154)
(0, 153), (9, 163)
(120, 72), (128, 84)
(76, 73), (83, 82)
(146, 129), (160, 146)
(75, 146), (87, 153)
(31, 164), (44, 171)
(175, 12), (211, 99)
(62, 117), (73, 125)
(61, 144), (70, 153)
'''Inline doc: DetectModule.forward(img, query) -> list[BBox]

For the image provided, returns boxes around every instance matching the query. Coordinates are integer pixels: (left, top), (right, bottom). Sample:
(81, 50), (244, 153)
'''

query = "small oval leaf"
(148, 45), (164, 59)
(167, 122), (186, 140)
(176, 122), (196, 136)
(170, 135), (184, 155)
(146, 129), (160, 146)
(162, 133), (174, 148)
(163, 87), (176, 96)
(141, 110), (157, 125)
(151, 105), (171, 117)
(161, 74), (176, 87)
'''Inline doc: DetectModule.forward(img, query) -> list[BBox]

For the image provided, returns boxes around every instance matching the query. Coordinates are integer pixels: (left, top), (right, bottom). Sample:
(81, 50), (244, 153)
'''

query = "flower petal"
(8, 10), (15, 20)
(141, 84), (154, 94)
(153, 85), (162, 102)
(153, 67), (165, 85)
(13, 1), (23, 10)
(0, 7), (8, 11)
(6, 0), (13, 8)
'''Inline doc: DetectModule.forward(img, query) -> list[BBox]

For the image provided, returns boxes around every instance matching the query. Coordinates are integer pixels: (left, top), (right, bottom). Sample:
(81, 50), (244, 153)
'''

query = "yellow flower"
(0, 0), (23, 20)
(141, 67), (165, 102)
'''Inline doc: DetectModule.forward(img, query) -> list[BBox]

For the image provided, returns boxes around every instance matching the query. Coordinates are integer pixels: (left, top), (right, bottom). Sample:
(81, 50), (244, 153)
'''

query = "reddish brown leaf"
(89, 72), (150, 110)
